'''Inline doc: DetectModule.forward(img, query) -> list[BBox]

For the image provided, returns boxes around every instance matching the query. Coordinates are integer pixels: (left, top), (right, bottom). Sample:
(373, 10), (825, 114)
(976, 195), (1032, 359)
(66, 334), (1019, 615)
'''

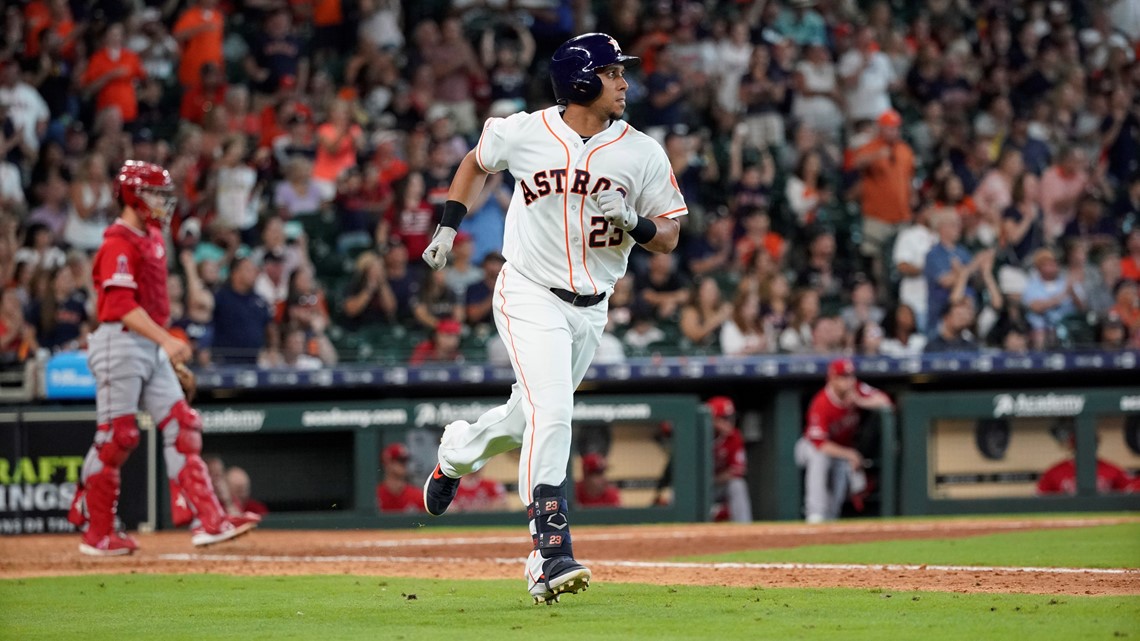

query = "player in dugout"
(795, 358), (893, 523)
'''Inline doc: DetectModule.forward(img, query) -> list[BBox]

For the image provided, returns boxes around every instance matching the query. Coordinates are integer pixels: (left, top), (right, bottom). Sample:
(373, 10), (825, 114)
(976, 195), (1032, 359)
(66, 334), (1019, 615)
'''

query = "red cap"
(436, 319), (462, 335)
(828, 358), (855, 377)
(877, 109), (902, 128)
(582, 452), (607, 475)
(382, 442), (409, 463)
(706, 396), (736, 420)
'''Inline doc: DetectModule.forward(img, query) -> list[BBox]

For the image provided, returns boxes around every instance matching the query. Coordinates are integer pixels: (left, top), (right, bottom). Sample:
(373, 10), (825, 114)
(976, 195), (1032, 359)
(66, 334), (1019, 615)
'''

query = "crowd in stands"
(3, 0), (1140, 370)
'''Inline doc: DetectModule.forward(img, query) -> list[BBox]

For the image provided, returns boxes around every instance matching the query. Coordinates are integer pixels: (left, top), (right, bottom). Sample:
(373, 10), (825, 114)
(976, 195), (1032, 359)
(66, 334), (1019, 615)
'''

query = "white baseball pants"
(436, 263), (607, 505)
(794, 436), (854, 522)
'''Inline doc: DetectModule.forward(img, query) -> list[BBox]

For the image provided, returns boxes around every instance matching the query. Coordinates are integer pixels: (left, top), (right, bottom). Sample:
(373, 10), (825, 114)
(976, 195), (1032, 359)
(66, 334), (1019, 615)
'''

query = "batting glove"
(422, 226), (457, 271)
(594, 190), (638, 231)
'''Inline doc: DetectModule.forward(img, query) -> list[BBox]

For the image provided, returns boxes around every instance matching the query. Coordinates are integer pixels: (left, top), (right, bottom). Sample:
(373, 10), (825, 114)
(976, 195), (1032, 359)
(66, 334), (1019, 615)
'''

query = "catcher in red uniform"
(68, 161), (260, 556)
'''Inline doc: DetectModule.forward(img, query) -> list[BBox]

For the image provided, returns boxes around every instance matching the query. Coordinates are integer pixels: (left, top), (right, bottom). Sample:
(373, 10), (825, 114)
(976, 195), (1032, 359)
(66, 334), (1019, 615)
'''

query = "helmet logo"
(608, 37), (621, 54)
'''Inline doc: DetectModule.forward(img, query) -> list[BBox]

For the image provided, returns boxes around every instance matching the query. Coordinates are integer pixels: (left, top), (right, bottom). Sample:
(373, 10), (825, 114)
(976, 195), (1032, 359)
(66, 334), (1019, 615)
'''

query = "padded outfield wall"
(2, 350), (1138, 533)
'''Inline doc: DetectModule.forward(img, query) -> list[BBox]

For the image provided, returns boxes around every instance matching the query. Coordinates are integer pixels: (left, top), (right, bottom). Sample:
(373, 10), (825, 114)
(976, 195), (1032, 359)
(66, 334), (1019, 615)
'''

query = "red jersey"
(574, 481), (621, 508)
(180, 83), (228, 125)
(714, 428), (747, 478)
(376, 482), (424, 512)
(1036, 459), (1139, 495)
(93, 221), (170, 327)
(408, 339), (463, 366)
(452, 477), (506, 512)
(235, 497), (270, 517)
(386, 201), (434, 260)
(804, 382), (881, 448)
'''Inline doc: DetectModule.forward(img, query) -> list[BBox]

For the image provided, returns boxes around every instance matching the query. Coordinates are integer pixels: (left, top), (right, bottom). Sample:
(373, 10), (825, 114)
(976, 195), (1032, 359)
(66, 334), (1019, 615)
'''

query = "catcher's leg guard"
(525, 484), (591, 604)
(161, 400), (225, 533)
(168, 479), (194, 527)
(82, 416), (140, 540)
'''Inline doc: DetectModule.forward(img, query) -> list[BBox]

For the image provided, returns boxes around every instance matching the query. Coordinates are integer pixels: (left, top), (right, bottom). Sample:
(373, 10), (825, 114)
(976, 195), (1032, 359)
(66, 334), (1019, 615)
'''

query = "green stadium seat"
(1058, 315), (1095, 348)
(297, 211), (339, 246)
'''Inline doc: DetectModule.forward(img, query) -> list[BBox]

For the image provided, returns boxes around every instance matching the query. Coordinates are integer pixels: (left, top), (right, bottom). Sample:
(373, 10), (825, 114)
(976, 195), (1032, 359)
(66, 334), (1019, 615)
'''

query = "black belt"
(550, 287), (606, 307)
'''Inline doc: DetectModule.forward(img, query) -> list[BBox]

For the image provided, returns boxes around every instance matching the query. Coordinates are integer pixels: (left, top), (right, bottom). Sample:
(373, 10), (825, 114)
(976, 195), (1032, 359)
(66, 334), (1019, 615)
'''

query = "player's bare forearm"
(121, 307), (177, 348)
(819, 440), (861, 467)
(853, 392), (893, 410)
(640, 217), (680, 253)
(448, 151), (491, 208)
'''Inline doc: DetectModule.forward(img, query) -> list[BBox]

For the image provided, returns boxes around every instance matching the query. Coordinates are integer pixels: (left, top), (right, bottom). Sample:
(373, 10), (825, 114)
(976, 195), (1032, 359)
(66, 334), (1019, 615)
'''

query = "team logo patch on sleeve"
(107, 254), (137, 288)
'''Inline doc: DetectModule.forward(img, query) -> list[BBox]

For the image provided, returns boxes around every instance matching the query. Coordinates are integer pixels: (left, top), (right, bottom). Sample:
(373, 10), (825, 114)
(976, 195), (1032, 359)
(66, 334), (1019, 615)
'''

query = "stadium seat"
(1057, 315), (1095, 348)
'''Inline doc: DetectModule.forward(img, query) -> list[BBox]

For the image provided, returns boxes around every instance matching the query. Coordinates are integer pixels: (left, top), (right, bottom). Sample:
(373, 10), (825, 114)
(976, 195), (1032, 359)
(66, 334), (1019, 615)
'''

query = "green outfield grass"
(681, 523), (1140, 569)
(0, 574), (1137, 641)
(3, 518), (1138, 640)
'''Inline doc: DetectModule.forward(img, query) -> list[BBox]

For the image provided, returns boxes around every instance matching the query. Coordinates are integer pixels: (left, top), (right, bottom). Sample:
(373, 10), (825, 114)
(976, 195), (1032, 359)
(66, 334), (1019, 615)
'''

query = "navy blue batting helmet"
(550, 33), (640, 105)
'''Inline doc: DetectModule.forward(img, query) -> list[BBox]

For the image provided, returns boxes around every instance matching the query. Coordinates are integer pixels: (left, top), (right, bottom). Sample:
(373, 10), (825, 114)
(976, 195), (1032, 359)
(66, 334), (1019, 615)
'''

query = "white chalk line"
(337, 517), (1135, 549)
(157, 553), (1139, 576)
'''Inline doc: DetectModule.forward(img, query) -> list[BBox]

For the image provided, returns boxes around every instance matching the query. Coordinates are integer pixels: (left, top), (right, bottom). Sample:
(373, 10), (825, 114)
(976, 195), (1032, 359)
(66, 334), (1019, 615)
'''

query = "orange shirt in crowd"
(51, 17), (78, 61)
(81, 48), (146, 122)
(1121, 255), (1140, 282)
(314, 122), (361, 182)
(735, 232), (785, 268)
(313, 0), (343, 26)
(24, 1), (51, 58)
(174, 6), (225, 88)
(851, 137), (915, 225)
(25, 3), (77, 60)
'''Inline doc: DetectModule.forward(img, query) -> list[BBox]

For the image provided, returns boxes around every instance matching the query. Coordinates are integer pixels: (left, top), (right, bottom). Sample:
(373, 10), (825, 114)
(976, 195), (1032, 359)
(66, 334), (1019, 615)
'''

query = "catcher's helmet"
(706, 396), (736, 420)
(116, 160), (176, 228)
(550, 33), (639, 105)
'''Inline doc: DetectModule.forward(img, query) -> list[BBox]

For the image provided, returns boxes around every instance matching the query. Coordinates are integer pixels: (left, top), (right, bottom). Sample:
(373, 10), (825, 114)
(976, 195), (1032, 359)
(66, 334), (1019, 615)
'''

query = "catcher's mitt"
(174, 362), (197, 402)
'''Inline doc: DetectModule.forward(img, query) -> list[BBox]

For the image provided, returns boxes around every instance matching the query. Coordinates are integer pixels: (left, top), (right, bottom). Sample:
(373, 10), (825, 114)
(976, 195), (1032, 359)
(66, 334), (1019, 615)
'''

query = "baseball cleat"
(79, 532), (139, 557)
(191, 513), (260, 547)
(423, 464), (460, 516)
(527, 554), (592, 605)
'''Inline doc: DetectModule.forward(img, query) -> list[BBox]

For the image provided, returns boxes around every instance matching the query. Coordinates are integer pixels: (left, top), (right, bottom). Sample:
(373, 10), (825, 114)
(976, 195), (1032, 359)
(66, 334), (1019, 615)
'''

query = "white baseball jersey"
(474, 106), (688, 295)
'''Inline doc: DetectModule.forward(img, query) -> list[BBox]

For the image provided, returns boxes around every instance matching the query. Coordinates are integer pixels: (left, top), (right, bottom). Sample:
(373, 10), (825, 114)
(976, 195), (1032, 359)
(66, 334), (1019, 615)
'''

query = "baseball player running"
(68, 161), (260, 556)
(421, 33), (687, 604)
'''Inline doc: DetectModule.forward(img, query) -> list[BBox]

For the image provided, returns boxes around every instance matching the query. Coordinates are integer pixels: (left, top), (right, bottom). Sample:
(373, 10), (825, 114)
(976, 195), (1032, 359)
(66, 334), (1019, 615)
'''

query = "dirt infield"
(2, 517), (1137, 596)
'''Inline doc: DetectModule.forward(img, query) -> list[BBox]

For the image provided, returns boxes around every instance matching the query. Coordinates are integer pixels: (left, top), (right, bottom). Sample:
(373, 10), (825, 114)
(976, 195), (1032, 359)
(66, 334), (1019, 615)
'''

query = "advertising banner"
(42, 351), (97, 400)
(0, 411), (148, 535)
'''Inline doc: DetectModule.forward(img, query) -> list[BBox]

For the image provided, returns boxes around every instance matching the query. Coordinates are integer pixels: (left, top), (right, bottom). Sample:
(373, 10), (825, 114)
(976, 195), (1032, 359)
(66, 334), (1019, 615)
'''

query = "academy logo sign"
(993, 393), (1085, 418)
(300, 408), (408, 428)
(571, 402), (652, 422)
(201, 409), (267, 432)
(413, 401), (655, 427)
(414, 402), (497, 427)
